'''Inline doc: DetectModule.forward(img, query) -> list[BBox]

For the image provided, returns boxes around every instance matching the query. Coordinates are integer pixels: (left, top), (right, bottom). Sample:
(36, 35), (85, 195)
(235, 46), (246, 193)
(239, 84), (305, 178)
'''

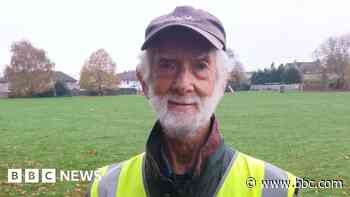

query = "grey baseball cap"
(141, 6), (226, 50)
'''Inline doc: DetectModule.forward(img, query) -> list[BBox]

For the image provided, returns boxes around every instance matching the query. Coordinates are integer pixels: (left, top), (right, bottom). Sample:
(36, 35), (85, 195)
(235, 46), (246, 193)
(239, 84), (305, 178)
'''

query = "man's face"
(145, 35), (224, 138)
(151, 41), (217, 112)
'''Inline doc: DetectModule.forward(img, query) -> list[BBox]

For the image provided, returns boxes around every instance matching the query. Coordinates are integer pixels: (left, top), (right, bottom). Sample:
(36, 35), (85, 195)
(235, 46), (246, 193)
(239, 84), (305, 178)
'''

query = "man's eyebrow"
(154, 54), (176, 62)
(158, 57), (177, 61)
(194, 53), (210, 60)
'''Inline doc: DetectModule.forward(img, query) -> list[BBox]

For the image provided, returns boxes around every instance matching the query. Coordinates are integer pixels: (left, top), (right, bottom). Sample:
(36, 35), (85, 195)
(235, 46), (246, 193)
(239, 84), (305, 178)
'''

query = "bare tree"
(345, 63), (350, 89)
(313, 34), (350, 89)
(5, 40), (54, 97)
(79, 49), (119, 95)
(226, 48), (246, 85)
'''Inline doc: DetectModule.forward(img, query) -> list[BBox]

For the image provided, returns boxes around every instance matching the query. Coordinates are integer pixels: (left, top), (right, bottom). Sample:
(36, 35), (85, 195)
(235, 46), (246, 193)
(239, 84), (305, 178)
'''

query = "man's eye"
(195, 62), (208, 70)
(159, 62), (176, 70)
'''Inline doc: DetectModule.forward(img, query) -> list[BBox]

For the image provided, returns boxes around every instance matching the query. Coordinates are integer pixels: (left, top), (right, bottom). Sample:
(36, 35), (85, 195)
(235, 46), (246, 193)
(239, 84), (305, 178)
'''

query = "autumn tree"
(5, 40), (55, 97)
(79, 49), (119, 95)
(313, 33), (350, 89)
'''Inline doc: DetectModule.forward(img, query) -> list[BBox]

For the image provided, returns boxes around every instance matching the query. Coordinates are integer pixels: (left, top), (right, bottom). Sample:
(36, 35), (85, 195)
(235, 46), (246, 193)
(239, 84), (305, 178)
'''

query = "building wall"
(66, 82), (80, 90)
(119, 80), (141, 90)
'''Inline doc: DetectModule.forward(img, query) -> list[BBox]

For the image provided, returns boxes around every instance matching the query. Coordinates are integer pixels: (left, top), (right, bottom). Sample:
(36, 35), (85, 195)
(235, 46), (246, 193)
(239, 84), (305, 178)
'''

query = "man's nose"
(171, 64), (195, 95)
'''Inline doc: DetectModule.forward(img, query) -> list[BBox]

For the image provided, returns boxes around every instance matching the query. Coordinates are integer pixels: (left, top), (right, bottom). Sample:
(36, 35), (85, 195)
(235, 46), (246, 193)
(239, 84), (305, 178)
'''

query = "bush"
(282, 66), (302, 84)
(55, 81), (72, 97)
(31, 88), (56, 97)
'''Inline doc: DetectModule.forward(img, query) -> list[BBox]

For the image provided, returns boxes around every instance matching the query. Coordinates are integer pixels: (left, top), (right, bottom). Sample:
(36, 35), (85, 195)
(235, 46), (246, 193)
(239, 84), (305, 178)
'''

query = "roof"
(287, 61), (322, 74)
(117, 70), (137, 81)
(54, 71), (77, 83)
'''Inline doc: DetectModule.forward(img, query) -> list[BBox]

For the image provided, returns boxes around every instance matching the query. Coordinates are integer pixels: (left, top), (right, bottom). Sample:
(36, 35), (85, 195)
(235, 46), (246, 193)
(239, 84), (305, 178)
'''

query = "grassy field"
(0, 92), (349, 197)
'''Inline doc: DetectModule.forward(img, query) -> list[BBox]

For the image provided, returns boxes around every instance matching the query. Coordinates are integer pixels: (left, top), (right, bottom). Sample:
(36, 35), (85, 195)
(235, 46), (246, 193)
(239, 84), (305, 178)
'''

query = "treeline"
(251, 63), (302, 85)
(3, 40), (120, 98)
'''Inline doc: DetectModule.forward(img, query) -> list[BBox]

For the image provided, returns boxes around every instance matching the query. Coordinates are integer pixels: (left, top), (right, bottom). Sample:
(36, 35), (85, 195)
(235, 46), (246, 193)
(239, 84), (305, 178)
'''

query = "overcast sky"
(1, 0), (349, 79)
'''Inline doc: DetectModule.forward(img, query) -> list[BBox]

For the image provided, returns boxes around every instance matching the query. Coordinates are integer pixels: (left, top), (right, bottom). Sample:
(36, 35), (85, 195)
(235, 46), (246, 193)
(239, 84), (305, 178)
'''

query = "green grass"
(0, 92), (349, 197)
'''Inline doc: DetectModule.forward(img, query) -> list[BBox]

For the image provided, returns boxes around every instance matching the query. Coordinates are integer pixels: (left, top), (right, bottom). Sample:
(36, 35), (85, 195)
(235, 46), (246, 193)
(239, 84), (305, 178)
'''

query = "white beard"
(148, 83), (224, 139)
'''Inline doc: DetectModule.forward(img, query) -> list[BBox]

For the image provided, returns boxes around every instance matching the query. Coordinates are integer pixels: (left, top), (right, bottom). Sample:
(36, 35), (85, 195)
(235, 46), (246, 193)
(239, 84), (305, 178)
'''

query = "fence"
(250, 84), (302, 91)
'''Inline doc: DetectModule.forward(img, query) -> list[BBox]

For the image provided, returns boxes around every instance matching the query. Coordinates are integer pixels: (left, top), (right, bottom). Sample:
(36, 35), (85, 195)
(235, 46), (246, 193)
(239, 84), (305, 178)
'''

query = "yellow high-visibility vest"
(91, 152), (297, 197)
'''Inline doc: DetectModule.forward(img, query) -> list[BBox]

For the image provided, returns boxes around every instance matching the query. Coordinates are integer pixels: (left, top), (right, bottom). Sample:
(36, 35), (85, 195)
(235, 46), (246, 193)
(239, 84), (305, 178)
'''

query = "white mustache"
(166, 95), (201, 105)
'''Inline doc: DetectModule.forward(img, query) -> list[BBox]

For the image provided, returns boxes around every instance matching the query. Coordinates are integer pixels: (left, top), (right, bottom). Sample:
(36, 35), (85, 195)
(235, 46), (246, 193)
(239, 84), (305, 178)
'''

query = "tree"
(282, 65), (302, 84)
(270, 62), (278, 83)
(226, 48), (246, 85)
(345, 64), (350, 88)
(79, 49), (119, 95)
(276, 64), (285, 82)
(251, 69), (265, 85)
(5, 40), (54, 97)
(251, 64), (302, 85)
(313, 34), (350, 89)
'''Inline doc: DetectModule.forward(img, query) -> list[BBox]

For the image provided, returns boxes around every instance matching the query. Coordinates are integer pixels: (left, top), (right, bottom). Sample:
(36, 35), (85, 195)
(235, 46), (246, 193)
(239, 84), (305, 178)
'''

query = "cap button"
(174, 6), (194, 14)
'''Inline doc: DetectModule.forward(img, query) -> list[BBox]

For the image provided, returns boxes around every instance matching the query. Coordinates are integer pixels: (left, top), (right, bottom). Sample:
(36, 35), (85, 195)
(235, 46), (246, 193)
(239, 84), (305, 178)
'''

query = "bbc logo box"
(8, 169), (56, 183)
(7, 169), (22, 183)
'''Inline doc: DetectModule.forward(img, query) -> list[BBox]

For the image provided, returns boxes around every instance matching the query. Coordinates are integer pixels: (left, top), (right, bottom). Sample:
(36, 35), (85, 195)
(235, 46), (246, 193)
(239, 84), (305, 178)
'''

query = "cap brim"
(141, 23), (224, 50)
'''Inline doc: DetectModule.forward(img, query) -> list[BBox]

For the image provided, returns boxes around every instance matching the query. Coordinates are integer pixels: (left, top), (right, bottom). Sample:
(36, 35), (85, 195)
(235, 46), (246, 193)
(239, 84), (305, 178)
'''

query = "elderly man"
(86, 6), (299, 197)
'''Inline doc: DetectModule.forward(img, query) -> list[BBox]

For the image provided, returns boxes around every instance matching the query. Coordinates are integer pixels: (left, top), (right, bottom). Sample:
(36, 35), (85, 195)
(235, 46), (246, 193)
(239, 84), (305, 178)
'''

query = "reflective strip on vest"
(216, 152), (297, 197)
(90, 154), (147, 197)
(116, 153), (147, 197)
(215, 152), (265, 197)
(91, 152), (297, 197)
(91, 165), (110, 197)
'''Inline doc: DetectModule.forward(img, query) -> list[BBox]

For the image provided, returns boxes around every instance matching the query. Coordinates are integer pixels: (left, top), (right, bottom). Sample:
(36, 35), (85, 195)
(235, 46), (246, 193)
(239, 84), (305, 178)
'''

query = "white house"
(117, 70), (142, 91)
(54, 71), (80, 91)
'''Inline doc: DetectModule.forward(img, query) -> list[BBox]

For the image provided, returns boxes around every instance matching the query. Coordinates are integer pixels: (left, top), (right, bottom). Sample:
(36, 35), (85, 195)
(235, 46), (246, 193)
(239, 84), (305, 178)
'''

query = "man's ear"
(136, 71), (150, 99)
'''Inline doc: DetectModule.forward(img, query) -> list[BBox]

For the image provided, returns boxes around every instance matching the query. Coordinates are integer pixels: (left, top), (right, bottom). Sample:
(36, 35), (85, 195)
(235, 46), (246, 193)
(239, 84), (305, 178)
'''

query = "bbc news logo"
(8, 169), (100, 183)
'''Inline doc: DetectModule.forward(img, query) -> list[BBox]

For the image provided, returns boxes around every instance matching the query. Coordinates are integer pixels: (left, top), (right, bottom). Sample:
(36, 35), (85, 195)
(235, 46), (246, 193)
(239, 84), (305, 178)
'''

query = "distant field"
(0, 92), (349, 197)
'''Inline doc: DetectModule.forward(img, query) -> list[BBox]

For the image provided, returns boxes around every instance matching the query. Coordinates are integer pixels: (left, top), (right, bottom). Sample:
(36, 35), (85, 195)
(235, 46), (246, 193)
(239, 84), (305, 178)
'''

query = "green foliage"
(282, 65), (302, 84)
(251, 64), (302, 84)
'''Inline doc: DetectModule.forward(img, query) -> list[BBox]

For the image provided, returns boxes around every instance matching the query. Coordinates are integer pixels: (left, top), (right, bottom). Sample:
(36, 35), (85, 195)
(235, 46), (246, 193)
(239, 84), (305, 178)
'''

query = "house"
(291, 61), (323, 74)
(54, 71), (79, 91)
(117, 70), (141, 90)
(286, 61), (339, 81)
(285, 61), (344, 90)
(0, 76), (9, 98)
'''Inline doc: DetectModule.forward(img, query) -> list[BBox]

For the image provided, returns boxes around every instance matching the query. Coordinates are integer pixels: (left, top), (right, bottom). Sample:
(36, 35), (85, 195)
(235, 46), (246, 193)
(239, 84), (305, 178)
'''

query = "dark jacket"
(143, 116), (234, 197)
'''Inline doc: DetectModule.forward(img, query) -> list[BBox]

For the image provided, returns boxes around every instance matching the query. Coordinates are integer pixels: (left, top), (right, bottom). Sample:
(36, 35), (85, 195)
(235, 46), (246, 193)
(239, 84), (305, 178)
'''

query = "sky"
(1, 0), (350, 79)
